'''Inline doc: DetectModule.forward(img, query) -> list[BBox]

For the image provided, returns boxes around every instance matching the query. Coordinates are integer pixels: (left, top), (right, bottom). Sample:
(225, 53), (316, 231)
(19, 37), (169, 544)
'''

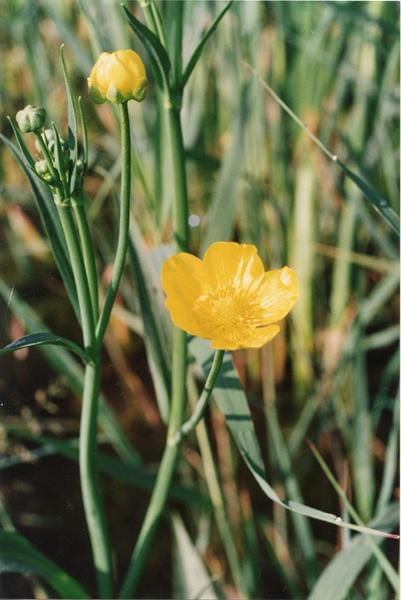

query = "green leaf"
(60, 44), (79, 159)
(78, 96), (88, 166)
(0, 332), (88, 363)
(189, 338), (398, 540)
(128, 224), (171, 423)
(0, 530), (89, 599)
(336, 159), (400, 237)
(122, 4), (171, 90)
(0, 133), (80, 320)
(6, 117), (35, 168)
(308, 504), (399, 600)
(172, 514), (218, 600)
(181, 1), (233, 88)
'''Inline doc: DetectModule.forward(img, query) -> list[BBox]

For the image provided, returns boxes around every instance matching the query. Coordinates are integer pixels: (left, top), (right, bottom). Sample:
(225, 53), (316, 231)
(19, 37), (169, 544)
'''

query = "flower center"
(193, 285), (265, 344)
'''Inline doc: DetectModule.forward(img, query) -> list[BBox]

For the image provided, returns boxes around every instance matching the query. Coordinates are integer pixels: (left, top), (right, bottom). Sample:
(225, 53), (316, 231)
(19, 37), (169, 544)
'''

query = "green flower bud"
(35, 159), (49, 176)
(16, 105), (46, 133)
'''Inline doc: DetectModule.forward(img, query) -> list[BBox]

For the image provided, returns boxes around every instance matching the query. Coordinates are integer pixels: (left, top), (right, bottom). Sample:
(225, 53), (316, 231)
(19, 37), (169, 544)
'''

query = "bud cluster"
(13, 105), (85, 198)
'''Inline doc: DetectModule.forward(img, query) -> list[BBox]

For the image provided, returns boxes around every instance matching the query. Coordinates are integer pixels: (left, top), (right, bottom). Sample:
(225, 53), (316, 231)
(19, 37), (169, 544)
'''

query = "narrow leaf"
(128, 225), (171, 423)
(0, 332), (88, 362)
(182, 1), (233, 88)
(7, 118), (35, 168)
(172, 513), (218, 600)
(0, 133), (80, 319)
(336, 159), (400, 236)
(122, 4), (171, 90)
(0, 530), (89, 599)
(308, 504), (399, 600)
(189, 338), (399, 540)
(60, 44), (79, 159)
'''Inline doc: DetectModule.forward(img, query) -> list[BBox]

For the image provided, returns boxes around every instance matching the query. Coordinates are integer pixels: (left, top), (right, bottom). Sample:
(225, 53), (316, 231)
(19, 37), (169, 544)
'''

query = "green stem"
(187, 375), (247, 597)
(79, 359), (113, 599)
(96, 102), (131, 346)
(34, 132), (60, 186)
(57, 203), (95, 348)
(166, 103), (189, 251)
(73, 196), (99, 322)
(174, 350), (224, 443)
(57, 199), (112, 596)
(120, 97), (189, 599)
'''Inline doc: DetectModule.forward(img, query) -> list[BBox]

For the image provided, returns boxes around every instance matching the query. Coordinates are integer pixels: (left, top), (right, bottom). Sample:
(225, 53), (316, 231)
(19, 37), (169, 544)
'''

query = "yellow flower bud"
(88, 50), (147, 104)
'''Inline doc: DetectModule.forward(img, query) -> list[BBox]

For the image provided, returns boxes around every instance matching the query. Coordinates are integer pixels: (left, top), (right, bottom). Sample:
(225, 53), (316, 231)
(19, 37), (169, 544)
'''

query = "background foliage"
(0, 1), (399, 599)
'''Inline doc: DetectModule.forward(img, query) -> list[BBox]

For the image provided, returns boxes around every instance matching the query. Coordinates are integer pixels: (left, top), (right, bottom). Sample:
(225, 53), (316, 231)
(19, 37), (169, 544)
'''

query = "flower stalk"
(120, 95), (189, 600)
(96, 102), (131, 346)
(172, 349), (225, 445)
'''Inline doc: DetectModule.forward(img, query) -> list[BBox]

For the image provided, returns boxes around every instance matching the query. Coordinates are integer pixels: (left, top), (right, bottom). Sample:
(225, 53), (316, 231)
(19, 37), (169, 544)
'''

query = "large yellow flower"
(162, 241), (299, 350)
(88, 49), (147, 104)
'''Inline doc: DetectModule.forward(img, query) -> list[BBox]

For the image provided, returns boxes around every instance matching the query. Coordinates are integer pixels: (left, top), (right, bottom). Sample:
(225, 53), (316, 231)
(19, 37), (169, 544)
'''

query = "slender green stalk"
(57, 197), (113, 597)
(120, 347), (224, 599)
(73, 196), (99, 322)
(79, 359), (113, 599)
(120, 98), (189, 599)
(56, 203), (95, 348)
(174, 350), (224, 443)
(187, 372), (247, 596)
(96, 102), (131, 345)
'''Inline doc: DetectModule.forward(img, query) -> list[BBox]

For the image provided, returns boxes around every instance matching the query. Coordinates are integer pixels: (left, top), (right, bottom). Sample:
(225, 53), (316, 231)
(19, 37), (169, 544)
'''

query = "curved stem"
(174, 350), (224, 444)
(73, 196), (99, 322)
(120, 101), (189, 598)
(79, 359), (113, 599)
(96, 102), (131, 346)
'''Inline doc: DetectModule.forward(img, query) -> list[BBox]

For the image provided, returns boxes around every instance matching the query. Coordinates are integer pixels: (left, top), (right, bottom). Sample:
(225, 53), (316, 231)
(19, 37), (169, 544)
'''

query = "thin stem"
(166, 104), (189, 251)
(120, 96), (189, 599)
(57, 203), (95, 348)
(57, 199), (112, 596)
(34, 132), (61, 186)
(73, 195), (99, 322)
(187, 375), (247, 597)
(173, 350), (224, 444)
(79, 359), (113, 599)
(96, 102), (131, 346)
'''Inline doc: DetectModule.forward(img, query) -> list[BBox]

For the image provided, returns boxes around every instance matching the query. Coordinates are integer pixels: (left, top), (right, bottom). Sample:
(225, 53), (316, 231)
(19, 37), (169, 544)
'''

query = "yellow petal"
(203, 242), (264, 289)
(255, 267), (299, 324)
(211, 324), (280, 350)
(162, 253), (209, 337)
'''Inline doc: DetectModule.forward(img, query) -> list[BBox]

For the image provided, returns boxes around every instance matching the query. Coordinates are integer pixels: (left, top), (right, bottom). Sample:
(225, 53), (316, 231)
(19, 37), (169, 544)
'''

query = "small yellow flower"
(88, 49), (147, 104)
(162, 241), (299, 350)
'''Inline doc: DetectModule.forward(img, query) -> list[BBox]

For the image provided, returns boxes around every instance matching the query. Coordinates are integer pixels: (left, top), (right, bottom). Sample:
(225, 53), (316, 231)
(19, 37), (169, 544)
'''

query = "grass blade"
(190, 337), (399, 540)
(0, 530), (89, 599)
(308, 503), (399, 600)
(0, 332), (88, 362)
(181, 1), (233, 88)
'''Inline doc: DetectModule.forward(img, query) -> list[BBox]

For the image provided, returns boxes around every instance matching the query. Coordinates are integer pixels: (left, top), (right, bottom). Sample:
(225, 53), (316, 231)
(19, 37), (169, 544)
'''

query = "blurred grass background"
(0, 1), (399, 599)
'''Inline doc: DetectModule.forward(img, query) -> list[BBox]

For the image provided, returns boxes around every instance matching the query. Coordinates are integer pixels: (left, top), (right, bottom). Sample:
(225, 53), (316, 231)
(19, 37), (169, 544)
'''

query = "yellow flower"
(162, 241), (299, 350)
(88, 49), (147, 104)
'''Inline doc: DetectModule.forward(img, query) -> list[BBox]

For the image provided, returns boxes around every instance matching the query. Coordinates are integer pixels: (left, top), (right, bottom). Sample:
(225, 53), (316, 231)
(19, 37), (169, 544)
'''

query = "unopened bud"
(35, 159), (49, 177)
(16, 105), (46, 133)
